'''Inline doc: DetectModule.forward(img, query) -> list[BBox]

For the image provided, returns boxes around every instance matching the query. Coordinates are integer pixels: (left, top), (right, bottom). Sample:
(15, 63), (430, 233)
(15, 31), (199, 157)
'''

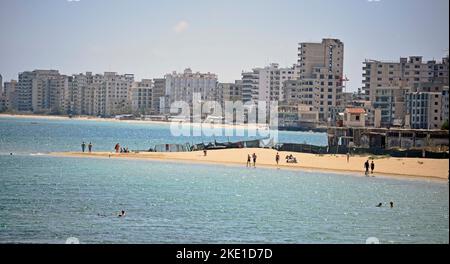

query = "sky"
(0, 0), (449, 92)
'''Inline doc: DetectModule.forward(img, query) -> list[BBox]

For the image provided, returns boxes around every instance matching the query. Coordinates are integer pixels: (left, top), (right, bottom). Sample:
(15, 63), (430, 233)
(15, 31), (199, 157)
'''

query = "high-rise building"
(163, 68), (218, 113)
(152, 78), (166, 115)
(297, 39), (345, 122)
(241, 63), (298, 105)
(442, 87), (449, 125)
(362, 56), (449, 127)
(217, 81), (242, 107)
(130, 79), (154, 115)
(3, 80), (18, 111)
(406, 91), (443, 129)
(17, 70), (68, 113)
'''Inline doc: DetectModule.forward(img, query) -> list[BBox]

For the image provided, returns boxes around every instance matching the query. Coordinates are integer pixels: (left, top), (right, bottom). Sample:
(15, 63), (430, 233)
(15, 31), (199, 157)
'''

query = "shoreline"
(50, 148), (449, 183)
(0, 113), (271, 130)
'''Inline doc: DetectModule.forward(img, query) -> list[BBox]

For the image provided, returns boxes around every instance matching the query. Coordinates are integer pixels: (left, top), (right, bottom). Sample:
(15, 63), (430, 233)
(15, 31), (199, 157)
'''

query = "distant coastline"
(0, 113), (273, 130)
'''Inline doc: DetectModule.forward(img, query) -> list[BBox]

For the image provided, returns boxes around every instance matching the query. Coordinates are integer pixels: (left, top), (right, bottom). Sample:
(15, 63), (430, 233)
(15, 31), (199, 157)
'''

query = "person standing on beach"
(276, 153), (280, 165)
(247, 154), (251, 167)
(204, 149), (207, 157)
(81, 142), (86, 153)
(115, 143), (120, 153)
(371, 161), (375, 174)
(252, 153), (257, 168)
(346, 152), (350, 163)
(88, 142), (93, 153)
(364, 160), (370, 176)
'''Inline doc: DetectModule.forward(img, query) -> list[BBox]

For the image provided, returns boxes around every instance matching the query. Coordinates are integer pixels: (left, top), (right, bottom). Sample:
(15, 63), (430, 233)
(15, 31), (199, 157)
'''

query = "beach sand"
(52, 148), (449, 182)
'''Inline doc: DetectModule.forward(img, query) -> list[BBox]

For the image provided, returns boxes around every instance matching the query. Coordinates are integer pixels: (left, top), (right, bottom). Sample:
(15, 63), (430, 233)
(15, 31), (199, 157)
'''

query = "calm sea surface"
(0, 117), (448, 244)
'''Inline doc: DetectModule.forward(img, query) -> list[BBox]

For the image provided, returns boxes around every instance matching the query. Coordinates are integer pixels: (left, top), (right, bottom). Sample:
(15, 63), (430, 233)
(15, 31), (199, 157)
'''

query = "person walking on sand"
(252, 153), (257, 168)
(346, 152), (350, 163)
(247, 154), (251, 167)
(81, 142), (86, 153)
(88, 142), (93, 153)
(364, 160), (370, 176)
(276, 153), (280, 165)
(203, 149), (207, 157)
(115, 143), (120, 153)
(371, 161), (375, 175)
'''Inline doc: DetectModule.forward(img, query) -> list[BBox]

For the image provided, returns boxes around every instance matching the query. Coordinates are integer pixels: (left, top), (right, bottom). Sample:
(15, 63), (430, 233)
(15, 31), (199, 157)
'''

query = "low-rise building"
(343, 108), (366, 127)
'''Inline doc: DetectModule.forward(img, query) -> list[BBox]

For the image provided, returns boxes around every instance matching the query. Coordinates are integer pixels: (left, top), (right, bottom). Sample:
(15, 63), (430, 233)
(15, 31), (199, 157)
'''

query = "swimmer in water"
(376, 203), (383, 207)
(390, 202), (394, 208)
(118, 210), (126, 217)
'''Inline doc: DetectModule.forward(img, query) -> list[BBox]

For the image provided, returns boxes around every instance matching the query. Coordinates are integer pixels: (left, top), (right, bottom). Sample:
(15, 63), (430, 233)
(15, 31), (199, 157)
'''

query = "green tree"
(442, 120), (449, 130)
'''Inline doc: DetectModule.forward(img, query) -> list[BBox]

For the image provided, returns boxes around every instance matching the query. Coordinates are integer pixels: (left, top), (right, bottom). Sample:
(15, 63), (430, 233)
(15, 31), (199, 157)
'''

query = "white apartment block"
(65, 72), (134, 117)
(406, 92), (443, 129)
(297, 39), (345, 122)
(241, 63), (298, 105)
(163, 68), (218, 112)
(130, 79), (154, 115)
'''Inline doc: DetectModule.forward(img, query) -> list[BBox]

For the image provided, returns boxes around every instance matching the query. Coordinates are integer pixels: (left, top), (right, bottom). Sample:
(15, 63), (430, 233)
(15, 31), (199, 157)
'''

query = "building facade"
(362, 56), (449, 127)
(163, 68), (218, 113)
(297, 39), (345, 122)
(17, 70), (68, 114)
(130, 79), (154, 115)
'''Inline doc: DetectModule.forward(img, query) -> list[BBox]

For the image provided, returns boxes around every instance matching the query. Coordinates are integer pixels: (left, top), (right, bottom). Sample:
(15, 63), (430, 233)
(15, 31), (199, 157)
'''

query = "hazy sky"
(0, 0), (448, 91)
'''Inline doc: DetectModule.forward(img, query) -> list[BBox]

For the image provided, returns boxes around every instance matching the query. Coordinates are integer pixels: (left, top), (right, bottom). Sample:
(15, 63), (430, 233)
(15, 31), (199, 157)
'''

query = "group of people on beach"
(114, 143), (130, 153)
(247, 153), (258, 168)
(364, 160), (376, 176)
(81, 142), (93, 153)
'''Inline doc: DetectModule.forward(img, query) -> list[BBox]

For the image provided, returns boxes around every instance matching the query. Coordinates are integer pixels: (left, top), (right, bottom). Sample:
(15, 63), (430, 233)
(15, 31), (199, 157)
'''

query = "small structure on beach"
(327, 127), (449, 151)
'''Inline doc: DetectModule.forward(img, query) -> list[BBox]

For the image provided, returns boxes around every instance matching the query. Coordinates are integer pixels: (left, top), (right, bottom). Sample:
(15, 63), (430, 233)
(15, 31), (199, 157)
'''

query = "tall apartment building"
(406, 92), (443, 129)
(152, 78), (166, 115)
(64, 72), (134, 117)
(2, 80), (18, 111)
(362, 56), (449, 127)
(241, 63), (298, 105)
(217, 81), (243, 107)
(17, 70), (68, 114)
(442, 87), (449, 125)
(297, 39), (345, 122)
(163, 68), (218, 113)
(130, 79), (154, 115)
(0, 74), (3, 93)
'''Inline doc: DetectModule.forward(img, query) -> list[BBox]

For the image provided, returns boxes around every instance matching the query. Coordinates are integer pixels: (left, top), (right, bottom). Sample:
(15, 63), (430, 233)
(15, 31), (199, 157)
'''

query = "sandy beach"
(52, 148), (449, 182)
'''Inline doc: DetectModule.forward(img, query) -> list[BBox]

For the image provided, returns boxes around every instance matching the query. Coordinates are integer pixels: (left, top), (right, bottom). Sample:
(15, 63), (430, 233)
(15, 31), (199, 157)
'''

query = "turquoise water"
(0, 117), (448, 244)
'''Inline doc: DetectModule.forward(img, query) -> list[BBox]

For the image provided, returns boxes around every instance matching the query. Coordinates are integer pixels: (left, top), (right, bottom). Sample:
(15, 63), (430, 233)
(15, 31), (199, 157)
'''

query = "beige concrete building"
(343, 108), (366, 128)
(130, 79), (154, 115)
(17, 70), (68, 114)
(362, 56), (449, 127)
(297, 39), (345, 122)
(152, 78), (166, 115)
(217, 82), (242, 107)
(163, 68), (218, 114)
(2, 80), (18, 111)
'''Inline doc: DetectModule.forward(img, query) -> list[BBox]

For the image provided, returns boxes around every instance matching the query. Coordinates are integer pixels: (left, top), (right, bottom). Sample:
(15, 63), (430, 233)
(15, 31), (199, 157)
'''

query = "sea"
(0, 116), (448, 244)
